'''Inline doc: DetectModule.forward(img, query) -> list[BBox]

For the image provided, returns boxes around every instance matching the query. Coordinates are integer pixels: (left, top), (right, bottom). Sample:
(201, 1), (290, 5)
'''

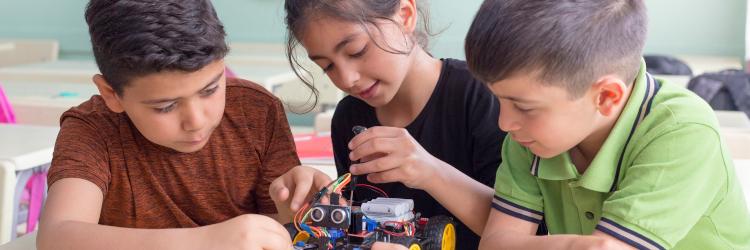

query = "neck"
(574, 85), (635, 173)
(376, 47), (442, 127)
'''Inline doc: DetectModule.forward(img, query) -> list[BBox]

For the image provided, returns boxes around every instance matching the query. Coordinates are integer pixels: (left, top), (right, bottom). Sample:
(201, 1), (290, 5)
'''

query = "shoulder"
(643, 79), (722, 138)
(630, 80), (730, 169)
(225, 77), (283, 108)
(440, 58), (494, 98)
(60, 95), (124, 133)
(441, 58), (482, 84)
(438, 59), (499, 118)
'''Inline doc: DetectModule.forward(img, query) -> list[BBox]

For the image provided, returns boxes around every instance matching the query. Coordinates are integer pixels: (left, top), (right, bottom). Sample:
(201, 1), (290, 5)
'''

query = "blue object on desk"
(57, 91), (79, 98)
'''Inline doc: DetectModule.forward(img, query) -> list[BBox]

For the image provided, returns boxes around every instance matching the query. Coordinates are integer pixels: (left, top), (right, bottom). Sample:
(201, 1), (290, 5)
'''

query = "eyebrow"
(496, 95), (538, 104)
(308, 33), (360, 61)
(141, 72), (224, 105)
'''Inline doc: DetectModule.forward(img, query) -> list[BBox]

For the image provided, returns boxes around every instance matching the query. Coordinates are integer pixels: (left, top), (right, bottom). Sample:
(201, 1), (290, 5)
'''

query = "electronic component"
(308, 204), (351, 228)
(361, 198), (414, 223)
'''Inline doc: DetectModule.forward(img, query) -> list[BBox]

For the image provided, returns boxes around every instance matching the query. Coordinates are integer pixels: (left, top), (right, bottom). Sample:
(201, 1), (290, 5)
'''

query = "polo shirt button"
(585, 211), (595, 220)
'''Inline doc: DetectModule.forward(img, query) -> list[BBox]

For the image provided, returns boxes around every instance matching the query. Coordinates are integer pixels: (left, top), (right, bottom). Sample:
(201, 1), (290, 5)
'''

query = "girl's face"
(300, 16), (415, 108)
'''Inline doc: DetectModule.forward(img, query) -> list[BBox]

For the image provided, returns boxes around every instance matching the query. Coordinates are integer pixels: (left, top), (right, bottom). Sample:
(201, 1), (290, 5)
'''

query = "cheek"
(134, 113), (180, 143)
(525, 115), (577, 149)
(206, 92), (227, 124)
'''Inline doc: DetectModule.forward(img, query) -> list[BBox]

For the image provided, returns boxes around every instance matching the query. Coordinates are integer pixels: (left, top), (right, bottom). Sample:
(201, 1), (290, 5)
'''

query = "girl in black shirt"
(278, 0), (507, 248)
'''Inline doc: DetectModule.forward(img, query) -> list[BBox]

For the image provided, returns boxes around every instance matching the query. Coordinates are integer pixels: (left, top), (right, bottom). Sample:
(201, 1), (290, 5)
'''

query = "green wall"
(0, 0), (745, 60)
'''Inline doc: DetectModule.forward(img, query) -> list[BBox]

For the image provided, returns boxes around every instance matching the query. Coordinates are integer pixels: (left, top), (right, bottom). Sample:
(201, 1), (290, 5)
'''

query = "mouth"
(356, 80), (380, 99)
(181, 136), (206, 145)
(517, 140), (535, 147)
(511, 134), (535, 147)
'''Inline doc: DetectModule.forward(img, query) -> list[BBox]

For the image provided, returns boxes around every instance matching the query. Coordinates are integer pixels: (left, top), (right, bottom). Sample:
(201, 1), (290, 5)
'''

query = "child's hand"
(270, 166), (332, 220)
(348, 126), (448, 190)
(202, 214), (291, 250)
(371, 242), (409, 250)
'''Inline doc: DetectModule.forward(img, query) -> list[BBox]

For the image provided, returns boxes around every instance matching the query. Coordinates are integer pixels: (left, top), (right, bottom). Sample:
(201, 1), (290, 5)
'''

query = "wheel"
(407, 242), (422, 250)
(390, 236), (421, 250)
(423, 216), (456, 250)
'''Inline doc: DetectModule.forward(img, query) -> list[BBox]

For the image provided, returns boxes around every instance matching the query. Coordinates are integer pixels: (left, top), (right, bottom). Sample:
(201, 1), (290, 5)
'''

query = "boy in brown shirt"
(36, 0), (328, 249)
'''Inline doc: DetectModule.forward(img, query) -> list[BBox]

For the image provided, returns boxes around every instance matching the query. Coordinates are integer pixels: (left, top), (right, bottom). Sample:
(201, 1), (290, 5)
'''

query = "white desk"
(0, 60), (99, 85)
(0, 231), (33, 250)
(1, 81), (97, 126)
(0, 43), (13, 52)
(715, 111), (750, 129)
(227, 63), (343, 113)
(0, 124), (58, 244)
(225, 46), (344, 112)
(677, 55), (743, 76)
(0, 40), (58, 68)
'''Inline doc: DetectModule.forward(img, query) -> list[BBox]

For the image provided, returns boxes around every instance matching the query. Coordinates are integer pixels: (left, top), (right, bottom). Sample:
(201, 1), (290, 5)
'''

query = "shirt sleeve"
(48, 115), (111, 195)
(255, 98), (301, 214)
(597, 123), (728, 250)
(493, 137), (545, 224)
(469, 83), (505, 187)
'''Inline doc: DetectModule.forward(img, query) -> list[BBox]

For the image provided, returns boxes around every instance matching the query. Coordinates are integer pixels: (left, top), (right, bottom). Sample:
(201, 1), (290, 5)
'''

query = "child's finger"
(269, 180), (291, 202)
(349, 137), (400, 161)
(371, 241), (409, 250)
(366, 168), (402, 184)
(291, 174), (313, 210)
(312, 170), (333, 190)
(348, 126), (403, 150)
(350, 156), (400, 175)
(318, 195), (331, 205)
(272, 186), (290, 204)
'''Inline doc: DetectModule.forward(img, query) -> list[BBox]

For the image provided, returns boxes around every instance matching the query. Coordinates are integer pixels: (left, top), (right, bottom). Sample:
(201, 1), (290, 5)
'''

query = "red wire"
(356, 184), (389, 197)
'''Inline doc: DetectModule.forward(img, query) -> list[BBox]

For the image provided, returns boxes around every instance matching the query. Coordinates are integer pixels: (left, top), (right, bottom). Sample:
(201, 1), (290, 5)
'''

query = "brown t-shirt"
(47, 78), (300, 228)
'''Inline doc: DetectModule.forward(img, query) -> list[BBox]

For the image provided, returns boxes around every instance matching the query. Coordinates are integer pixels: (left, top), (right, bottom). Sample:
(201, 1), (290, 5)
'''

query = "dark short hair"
(465, 0), (647, 98)
(85, 0), (229, 95)
(283, 0), (435, 109)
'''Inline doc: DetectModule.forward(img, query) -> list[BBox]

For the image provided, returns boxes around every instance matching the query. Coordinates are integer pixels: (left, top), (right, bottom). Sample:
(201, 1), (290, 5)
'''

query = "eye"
(515, 104), (533, 113)
(155, 103), (177, 113)
(322, 63), (334, 73)
(350, 45), (368, 58)
(201, 86), (219, 96)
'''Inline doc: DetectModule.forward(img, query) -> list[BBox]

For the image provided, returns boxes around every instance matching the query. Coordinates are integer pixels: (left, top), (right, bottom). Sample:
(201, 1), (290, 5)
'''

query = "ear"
(397, 0), (418, 33)
(92, 74), (125, 113)
(591, 75), (628, 117)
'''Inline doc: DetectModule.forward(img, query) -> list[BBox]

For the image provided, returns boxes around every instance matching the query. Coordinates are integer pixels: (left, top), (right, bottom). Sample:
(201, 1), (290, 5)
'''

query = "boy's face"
(488, 73), (602, 158)
(95, 60), (227, 153)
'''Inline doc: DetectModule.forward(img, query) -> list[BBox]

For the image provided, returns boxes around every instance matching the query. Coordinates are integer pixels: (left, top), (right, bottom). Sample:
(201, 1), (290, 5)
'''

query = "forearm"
(479, 230), (616, 250)
(422, 161), (494, 234)
(37, 220), (206, 250)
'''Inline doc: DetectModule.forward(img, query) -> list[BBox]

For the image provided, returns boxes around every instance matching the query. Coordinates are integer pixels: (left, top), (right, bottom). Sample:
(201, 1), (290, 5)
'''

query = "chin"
(363, 94), (394, 108)
(529, 147), (563, 159)
(171, 139), (211, 153)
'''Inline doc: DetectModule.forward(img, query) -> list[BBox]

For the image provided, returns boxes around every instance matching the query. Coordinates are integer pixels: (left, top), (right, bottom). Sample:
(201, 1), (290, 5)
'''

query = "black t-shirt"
(331, 58), (505, 249)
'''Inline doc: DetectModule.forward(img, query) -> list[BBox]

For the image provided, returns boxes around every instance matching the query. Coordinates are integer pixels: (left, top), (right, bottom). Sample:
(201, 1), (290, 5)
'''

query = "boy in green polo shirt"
(463, 0), (750, 249)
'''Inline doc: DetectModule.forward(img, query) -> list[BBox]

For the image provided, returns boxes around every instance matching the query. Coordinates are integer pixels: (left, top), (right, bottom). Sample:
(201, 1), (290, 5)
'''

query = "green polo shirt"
(492, 61), (750, 250)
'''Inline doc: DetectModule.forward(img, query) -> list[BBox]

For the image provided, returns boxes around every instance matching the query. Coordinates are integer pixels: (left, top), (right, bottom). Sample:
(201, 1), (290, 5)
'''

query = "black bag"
(644, 55), (693, 76)
(687, 69), (750, 117)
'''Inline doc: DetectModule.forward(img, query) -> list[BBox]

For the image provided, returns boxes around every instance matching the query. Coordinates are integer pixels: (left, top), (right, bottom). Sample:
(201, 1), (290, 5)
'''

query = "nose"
(333, 64), (360, 91)
(498, 104), (521, 132)
(181, 100), (207, 132)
